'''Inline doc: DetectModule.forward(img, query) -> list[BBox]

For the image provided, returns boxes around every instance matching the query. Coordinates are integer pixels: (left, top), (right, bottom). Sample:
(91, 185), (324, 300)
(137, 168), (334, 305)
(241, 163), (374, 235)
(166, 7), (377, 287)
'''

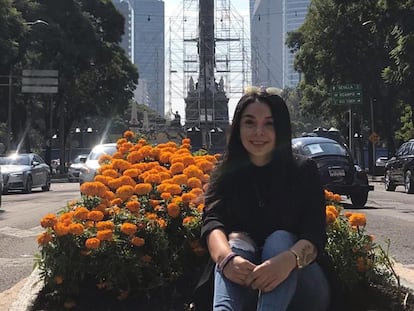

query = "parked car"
(67, 154), (89, 182)
(384, 139), (414, 193)
(292, 136), (373, 208)
(79, 143), (117, 185)
(0, 153), (51, 194)
(375, 156), (388, 176)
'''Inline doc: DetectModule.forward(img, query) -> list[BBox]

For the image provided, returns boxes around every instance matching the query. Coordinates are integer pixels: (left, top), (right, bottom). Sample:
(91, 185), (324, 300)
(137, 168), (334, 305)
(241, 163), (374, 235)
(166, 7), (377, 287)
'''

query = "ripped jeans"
(213, 230), (330, 311)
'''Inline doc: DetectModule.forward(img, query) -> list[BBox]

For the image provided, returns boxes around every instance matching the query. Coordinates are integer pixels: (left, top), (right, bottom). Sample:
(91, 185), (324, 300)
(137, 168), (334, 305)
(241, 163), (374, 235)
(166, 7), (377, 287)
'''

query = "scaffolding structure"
(167, 0), (251, 123)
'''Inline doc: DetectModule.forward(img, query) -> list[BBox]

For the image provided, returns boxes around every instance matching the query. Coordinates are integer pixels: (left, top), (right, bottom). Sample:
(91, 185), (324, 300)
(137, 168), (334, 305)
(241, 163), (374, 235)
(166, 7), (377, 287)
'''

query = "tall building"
(113, 0), (165, 117)
(250, 0), (309, 89)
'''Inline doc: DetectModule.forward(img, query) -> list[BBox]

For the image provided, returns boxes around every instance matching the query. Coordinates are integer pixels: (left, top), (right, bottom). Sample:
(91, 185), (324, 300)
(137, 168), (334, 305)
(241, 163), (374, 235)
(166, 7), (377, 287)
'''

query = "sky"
(162, 0), (251, 122)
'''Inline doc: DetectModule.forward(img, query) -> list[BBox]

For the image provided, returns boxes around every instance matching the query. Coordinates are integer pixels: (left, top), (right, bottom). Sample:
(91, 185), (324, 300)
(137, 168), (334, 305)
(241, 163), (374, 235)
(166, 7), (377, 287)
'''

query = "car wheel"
(350, 191), (368, 208)
(23, 175), (33, 194)
(384, 170), (396, 191)
(42, 176), (51, 192)
(404, 170), (414, 194)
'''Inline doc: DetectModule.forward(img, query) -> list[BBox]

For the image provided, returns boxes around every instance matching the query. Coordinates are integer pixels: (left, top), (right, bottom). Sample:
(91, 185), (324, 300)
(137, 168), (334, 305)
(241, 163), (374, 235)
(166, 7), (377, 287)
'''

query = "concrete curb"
(8, 268), (43, 311)
(2, 264), (413, 311)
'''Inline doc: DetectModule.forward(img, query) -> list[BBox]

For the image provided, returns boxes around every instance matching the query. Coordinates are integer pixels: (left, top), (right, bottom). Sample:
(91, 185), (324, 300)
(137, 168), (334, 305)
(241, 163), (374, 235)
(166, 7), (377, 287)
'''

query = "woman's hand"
(222, 255), (256, 286)
(244, 251), (296, 292)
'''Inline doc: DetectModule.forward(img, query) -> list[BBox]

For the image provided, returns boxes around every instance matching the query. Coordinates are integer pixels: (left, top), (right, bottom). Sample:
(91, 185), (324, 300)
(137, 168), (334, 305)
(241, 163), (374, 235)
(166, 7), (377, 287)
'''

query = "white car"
(67, 154), (89, 182)
(79, 143), (117, 184)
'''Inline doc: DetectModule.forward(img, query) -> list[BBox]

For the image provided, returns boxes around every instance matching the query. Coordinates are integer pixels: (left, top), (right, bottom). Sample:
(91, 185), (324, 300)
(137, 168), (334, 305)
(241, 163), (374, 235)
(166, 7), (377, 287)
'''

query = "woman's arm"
(206, 228), (233, 264)
(289, 239), (317, 268)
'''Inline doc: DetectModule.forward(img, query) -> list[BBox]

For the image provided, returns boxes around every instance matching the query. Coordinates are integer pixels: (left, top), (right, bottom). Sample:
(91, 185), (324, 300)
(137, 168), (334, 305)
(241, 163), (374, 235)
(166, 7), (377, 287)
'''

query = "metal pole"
(371, 98), (376, 173)
(7, 71), (12, 152)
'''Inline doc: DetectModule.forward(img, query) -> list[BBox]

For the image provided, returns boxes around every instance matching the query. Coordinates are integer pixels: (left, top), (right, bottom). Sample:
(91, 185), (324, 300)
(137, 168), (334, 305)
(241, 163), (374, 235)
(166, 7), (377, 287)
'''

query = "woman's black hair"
(207, 88), (294, 196)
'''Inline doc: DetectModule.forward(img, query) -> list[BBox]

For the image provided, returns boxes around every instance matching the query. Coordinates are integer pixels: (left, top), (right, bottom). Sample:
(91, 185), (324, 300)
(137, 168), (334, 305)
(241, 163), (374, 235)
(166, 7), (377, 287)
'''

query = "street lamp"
(5, 19), (49, 153)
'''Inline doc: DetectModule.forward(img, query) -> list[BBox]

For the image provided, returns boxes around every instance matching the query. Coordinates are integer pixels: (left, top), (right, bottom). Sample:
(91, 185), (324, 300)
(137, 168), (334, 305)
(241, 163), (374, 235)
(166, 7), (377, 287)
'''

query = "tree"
(286, 0), (401, 164)
(5, 0), (138, 167)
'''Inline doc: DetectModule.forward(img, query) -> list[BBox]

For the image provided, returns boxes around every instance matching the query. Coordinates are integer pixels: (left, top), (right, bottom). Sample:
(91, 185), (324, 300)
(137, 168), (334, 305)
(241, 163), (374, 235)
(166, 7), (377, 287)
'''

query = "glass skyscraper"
(113, 0), (165, 117)
(250, 0), (309, 89)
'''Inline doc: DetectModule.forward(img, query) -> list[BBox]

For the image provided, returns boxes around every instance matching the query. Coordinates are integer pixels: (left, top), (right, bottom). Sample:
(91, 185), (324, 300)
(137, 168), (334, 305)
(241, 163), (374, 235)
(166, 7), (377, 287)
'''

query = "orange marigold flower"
(131, 236), (145, 247)
(181, 192), (197, 203)
(37, 232), (53, 245)
(53, 222), (70, 237)
(59, 212), (74, 225)
(73, 207), (90, 220)
(170, 162), (184, 175)
(196, 160), (214, 173)
(197, 203), (205, 212)
(326, 205), (339, 217)
(127, 151), (144, 163)
(187, 177), (202, 189)
(143, 174), (162, 184)
(88, 210), (104, 222)
(96, 229), (113, 241)
(85, 237), (101, 249)
(167, 202), (181, 218)
(40, 213), (58, 228)
(326, 210), (337, 224)
(183, 165), (204, 179)
(112, 158), (132, 172)
(161, 192), (172, 200)
(159, 151), (173, 163)
(182, 156), (196, 167)
(68, 223), (84, 235)
(157, 218), (167, 229)
(344, 211), (353, 218)
(121, 222), (138, 235)
(172, 174), (188, 185)
(182, 138), (191, 145)
(96, 220), (115, 231)
(111, 198), (122, 207)
(116, 185), (135, 201)
(123, 130), (135, 139)
(166, 184), (182, 195)
(349, 213), (366, 227)
(123, 168), (141, 178)
(80, 181), (108, 197)
(98, 154), (113, 165)
(182, 216), (195, 226)
(126, 200), (141, 212)
(54, 275), (64, 285)
(102, 169), (119, 178)
(135, 183), (153, 195)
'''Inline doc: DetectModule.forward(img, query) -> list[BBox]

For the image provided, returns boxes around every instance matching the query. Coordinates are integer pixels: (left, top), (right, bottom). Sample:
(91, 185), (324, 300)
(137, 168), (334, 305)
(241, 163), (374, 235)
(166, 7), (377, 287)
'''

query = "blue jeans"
(213, 230), (330, 311)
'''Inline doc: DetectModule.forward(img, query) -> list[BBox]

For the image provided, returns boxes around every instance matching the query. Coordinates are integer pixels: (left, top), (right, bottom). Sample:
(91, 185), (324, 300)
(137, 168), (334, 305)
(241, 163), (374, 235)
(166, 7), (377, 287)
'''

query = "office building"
(250, 0), (309, 89)
(113, 0), (165, 117)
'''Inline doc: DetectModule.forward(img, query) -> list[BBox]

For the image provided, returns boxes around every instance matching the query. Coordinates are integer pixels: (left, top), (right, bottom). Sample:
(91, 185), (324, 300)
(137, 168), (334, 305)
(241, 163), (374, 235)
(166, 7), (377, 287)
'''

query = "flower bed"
(33, 131), (413, 310)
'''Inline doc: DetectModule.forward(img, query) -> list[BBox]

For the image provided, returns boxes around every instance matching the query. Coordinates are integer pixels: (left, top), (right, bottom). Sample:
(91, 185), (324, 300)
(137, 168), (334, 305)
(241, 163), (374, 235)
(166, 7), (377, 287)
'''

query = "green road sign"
(332, 84), (362, 105)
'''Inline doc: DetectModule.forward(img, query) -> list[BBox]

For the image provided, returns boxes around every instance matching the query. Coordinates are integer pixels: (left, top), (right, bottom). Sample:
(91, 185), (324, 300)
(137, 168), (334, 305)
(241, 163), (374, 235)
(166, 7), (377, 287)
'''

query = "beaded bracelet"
(218, 252), (238, 272)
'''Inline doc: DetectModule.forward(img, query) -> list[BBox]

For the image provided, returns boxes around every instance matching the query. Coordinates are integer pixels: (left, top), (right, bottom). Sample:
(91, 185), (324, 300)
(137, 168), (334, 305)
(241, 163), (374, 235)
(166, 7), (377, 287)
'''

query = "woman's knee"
(228, 232), (257, 253)
(262, 230), (297, 258)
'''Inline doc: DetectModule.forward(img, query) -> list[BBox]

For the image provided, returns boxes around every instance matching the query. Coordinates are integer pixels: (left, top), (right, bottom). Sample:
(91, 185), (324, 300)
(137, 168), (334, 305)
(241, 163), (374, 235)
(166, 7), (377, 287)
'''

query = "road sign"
(21, 69), (58, 93)
(332, 84), (362, 105)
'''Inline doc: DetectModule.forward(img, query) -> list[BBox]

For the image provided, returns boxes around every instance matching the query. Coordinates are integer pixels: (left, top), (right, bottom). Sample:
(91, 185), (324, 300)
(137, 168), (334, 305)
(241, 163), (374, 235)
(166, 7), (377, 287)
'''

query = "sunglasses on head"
(243, 86), (283, 96)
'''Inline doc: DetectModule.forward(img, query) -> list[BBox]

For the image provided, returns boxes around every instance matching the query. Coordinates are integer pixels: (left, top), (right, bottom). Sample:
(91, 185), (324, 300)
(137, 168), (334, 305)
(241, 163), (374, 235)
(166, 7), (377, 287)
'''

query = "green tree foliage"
(0, 0), (138, 155)
(286, 0), (402, 154)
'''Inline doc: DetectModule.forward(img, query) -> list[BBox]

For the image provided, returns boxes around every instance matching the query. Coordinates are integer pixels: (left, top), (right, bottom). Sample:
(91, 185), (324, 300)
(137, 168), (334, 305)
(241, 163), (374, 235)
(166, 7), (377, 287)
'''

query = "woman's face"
(240, 100), (276, 166)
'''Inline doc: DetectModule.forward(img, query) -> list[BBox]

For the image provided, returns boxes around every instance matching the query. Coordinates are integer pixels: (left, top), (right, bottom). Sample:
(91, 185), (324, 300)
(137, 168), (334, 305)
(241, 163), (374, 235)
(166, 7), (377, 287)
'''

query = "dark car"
(292, 136), (373, 208)
(0, 153), (51, 194)
(0, 167), (2, 207)
(384, 139), (414, 193)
